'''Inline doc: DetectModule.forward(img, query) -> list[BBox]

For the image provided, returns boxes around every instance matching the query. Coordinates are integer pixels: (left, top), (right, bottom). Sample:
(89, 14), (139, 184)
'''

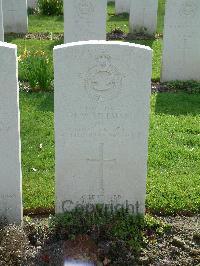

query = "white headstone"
(0, 0), (4, 41)
(161, 0), (200, 82)
(115, 0), (130, 14)
(2, 0), (28, 33)
(64, 0), (107, 43)
(129, 0), (158, 36)
(0, 42), (22, 225)
(54, 40), (152, 214)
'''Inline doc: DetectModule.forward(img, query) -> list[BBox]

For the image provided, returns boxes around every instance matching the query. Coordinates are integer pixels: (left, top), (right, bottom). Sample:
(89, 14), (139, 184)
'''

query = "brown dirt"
(139, 216), (200, 266)
(5, 32), (162, 42)
(4, 215), (197, 266)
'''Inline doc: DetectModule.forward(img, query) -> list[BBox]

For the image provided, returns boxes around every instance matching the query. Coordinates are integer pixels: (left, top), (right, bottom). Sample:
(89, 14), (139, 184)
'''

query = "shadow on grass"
(108, 13), (129, 22)
(156, 0), (166, 34)
(39, 92), (54, 112)
(155, 92), (200, 116)
(21, 92), (54, 113)
(55, 15), (63, 22)
(107, 2), (115, 10)
(5, 33), (26, 43)
(30, 14), (63, 22)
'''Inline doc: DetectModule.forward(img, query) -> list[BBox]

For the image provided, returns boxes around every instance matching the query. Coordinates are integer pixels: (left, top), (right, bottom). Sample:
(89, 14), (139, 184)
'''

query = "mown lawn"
(28, 1), (165, 34)
(29, 15), (63, 33)
(6, 1), (164, 81)
(20, 92), (54, 210)
(20, 91), (200, 214)
(7, 0), (200, 214)
(157, 0), (165, 34)
(147, 93), (200, 214)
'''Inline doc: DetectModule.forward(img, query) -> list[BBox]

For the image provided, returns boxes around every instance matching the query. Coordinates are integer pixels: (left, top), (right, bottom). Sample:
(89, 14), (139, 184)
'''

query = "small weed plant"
(165, 80), (200, 94)
(49, 206), (170, 264)
(38, 0), (63, 16)
(19, 50), (53, 91)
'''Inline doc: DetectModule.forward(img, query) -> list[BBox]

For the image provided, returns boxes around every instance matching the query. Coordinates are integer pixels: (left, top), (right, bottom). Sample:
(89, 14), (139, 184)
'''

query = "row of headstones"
(0, 0), (157, 37)
(63, 0), (158, 41)
(1, 0), (198, 81)
(64, 0), (200, 82)
(35, 0), (158, 37)
(0, 39), (152, 224)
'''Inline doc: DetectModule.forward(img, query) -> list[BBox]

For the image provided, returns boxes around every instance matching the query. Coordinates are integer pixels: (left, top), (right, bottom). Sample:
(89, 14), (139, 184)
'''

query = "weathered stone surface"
(161, 0), (200, 81)
(28, 0), (37, 8)
(64, 0), (107, 43)
(0, 0), (3, 41)
(54, 40), (152, 214)
(0, 42), (22, 224)
(129, 0), (158, 36)
(2, 0), (28, 33)
(115, 0), (130, 14)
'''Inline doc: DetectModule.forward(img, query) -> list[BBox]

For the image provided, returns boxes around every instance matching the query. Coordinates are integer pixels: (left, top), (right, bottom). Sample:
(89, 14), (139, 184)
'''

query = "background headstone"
(161, 0), (200, 81)
(129, 0), (158, 36)
(2, 0), (28, 33)
(64, 0), (107, 43)
(0, 0), (3, 41)
(28, 0), (37, 9)
(0, 42), (22, 225)
(54, 40), (152, 214)
(115, 0), (130, 14)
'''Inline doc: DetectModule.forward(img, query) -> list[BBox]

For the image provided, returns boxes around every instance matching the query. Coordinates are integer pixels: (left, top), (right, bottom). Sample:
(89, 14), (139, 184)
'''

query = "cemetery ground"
(1, 1), (200, 265)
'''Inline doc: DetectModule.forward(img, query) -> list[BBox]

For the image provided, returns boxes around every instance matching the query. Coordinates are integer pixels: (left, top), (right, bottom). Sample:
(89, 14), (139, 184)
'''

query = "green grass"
(147, 93), (200, 214)
(157, 0), (165, 34)
(5, 37), (61, 57)
(20, 92), (54, 209)
(20, 92), (200, 214)
(6, 1), (164, 81)
(107, 2), (129, 33)
(29, 15), (63, 33)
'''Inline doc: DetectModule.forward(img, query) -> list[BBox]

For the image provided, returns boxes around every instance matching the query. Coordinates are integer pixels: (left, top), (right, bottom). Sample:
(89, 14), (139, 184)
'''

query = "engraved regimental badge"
(181, 1), (197, 16)
(84, 55), (123, 102)
(75, 0), (95, 19)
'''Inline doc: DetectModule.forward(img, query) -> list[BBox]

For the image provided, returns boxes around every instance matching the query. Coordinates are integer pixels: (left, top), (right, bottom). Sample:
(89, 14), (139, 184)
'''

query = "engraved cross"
(87, 143), (116, 201)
